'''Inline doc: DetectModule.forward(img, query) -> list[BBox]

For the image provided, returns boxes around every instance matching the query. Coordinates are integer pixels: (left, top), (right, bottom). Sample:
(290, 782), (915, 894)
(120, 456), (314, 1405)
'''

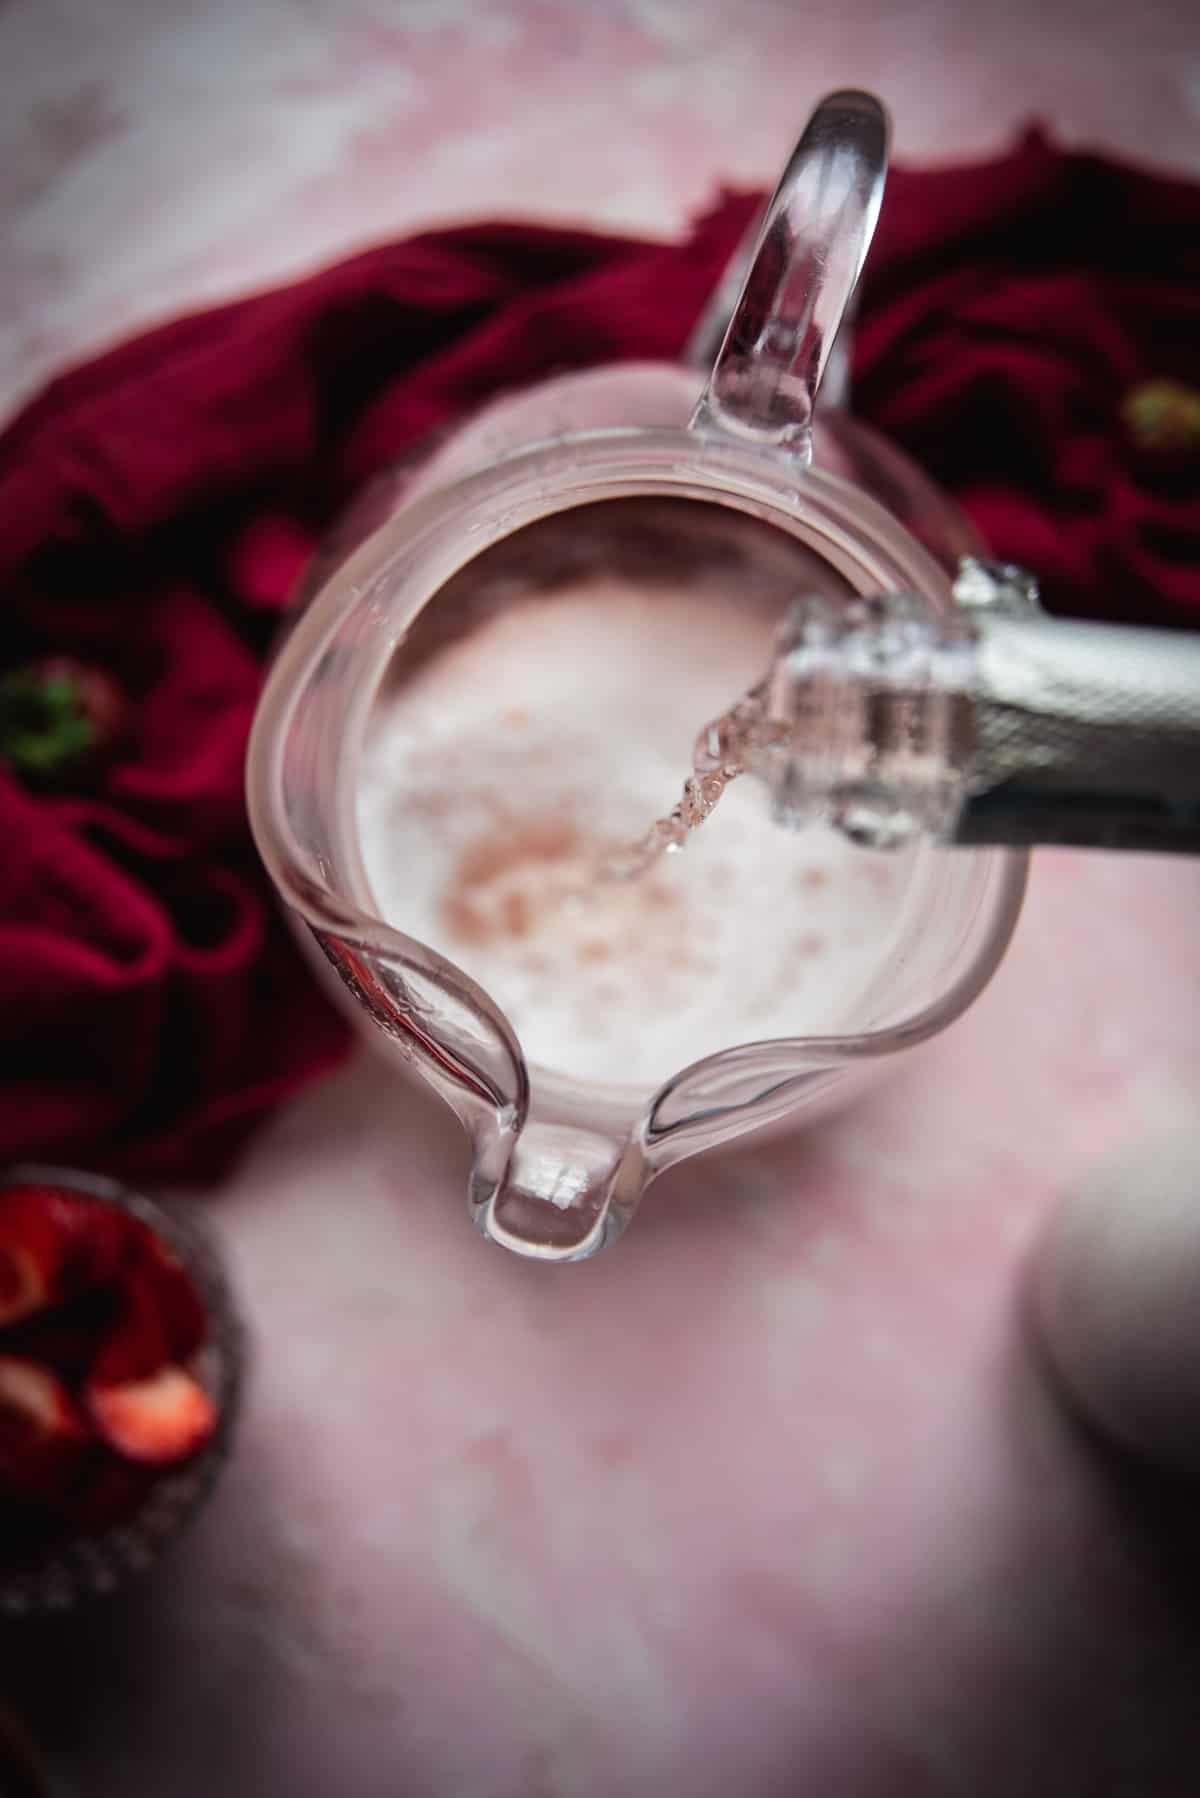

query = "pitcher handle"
(690, 89), (889, 464)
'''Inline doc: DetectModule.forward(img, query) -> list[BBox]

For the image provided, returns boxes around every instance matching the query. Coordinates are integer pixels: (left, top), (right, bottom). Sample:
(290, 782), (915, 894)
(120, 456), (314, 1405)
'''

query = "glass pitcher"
(246, 92), (1027, 1262)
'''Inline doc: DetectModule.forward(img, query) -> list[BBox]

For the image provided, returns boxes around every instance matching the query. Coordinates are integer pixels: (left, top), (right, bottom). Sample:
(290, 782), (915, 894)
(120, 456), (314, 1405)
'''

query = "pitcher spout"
(469, 1118), (646, 1262)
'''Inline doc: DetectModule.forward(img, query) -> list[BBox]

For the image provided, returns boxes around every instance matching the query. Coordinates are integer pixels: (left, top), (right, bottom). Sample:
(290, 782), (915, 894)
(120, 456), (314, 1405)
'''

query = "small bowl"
(0, 1165), (243, 1616)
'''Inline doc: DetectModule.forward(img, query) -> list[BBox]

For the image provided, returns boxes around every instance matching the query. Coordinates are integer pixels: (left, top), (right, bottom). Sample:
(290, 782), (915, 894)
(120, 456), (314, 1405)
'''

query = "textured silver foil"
(956, 614), (1200, 853)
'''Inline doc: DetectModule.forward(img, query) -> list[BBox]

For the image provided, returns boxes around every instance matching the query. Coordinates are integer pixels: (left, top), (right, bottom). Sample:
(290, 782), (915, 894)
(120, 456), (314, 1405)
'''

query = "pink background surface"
(2, 3), (1200, 1794)
(4, 0), (1200, 421)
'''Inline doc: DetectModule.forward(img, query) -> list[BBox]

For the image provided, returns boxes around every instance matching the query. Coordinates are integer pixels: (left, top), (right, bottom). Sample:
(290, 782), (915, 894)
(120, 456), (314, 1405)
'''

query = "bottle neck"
(734, 584), (978, 850)
(733, 559), (1200, 857)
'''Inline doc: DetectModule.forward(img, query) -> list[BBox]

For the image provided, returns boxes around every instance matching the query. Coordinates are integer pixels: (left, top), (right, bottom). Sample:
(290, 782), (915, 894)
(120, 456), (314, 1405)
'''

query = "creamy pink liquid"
(356, 520), (910, 1091)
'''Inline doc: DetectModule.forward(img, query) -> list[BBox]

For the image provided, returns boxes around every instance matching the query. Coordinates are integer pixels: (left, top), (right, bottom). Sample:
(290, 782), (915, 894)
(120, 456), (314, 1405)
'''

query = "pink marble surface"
(13, 852), (1200, 1795)
(2, 2), (1200, 1793)
(3, 0), (1200, 422)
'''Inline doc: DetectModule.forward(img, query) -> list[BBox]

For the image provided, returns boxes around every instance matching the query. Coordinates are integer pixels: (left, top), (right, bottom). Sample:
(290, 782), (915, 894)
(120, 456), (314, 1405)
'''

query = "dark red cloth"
(855, 132), (1200, 625)
(1, 131), (1198, 1183)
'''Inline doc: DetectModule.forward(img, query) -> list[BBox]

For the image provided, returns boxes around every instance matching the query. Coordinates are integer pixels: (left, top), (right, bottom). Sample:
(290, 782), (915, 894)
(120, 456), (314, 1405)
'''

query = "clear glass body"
(246, 94), (1027, 1261)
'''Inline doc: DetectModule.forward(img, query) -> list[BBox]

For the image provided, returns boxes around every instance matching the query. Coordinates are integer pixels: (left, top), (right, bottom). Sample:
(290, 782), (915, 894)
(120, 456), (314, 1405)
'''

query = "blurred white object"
(1035, 1115), (1200, 1475)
